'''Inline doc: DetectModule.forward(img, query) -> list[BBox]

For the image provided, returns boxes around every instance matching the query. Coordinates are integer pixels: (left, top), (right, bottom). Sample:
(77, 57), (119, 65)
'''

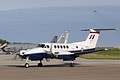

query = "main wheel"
(25, 63), (29, 68)
(70, 63), (75, 67)
(38, 63), (43, 67)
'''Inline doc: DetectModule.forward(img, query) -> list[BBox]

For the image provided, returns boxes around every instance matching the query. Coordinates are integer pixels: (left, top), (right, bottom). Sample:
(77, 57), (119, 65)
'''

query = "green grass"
(80, 48), (120, 60)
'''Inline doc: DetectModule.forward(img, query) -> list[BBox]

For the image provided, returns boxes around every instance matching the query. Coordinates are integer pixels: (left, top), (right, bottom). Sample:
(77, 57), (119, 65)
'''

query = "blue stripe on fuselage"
(22, 48), (95, 60)
(22, 52), (50, 60)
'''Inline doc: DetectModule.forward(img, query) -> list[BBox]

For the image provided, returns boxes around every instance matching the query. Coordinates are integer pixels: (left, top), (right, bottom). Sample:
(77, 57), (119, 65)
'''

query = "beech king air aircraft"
(19, 28), (116, 68)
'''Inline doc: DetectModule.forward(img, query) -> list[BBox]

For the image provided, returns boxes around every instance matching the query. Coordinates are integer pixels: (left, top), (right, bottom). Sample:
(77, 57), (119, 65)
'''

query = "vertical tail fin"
(81, 28), (116, 48)
(0, 43), (8, 52)
(84, 29), (100, 48)
(50, 36), (58, 43)
(50, 30), (69, 43)
(57, 30), (69, 44)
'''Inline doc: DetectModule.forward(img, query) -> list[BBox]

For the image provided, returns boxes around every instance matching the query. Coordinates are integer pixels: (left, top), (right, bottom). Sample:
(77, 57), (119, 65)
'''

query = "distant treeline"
(0, 39), (10, 45)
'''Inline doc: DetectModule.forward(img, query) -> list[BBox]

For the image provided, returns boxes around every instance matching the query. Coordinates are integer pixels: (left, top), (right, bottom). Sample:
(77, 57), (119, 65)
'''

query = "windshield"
(37, 44), (45, 48)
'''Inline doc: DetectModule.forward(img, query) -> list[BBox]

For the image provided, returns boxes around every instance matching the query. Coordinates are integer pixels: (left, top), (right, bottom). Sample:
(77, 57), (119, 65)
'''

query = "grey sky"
(0, 0), (120, 10)
(0, 1), (119, 47)
(0, 6), (119, 47)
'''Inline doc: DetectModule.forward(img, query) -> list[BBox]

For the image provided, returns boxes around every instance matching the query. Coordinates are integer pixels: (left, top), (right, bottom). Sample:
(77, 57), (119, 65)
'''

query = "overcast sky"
(0, 0), (120, 10)
(0, 0), (119, 47)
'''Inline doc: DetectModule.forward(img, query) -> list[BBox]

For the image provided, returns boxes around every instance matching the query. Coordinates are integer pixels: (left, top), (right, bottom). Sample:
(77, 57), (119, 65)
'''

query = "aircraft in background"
(50, 36), (58, 43)
(45, 30), (69, 43)
(0, 30), (69, 54)
(0, 43), (8, 52)
(0, 43), (37, 54)
(57, 30), (69, 44)
(18, 28), (116, 68)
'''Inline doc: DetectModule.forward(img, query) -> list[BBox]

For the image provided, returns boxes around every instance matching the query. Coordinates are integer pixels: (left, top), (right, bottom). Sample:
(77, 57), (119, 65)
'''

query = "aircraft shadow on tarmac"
(4, 63), (92, 68)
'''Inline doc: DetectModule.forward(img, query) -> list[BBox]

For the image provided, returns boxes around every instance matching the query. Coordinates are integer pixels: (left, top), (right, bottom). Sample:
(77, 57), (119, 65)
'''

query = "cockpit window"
(37, 44), (45, 48)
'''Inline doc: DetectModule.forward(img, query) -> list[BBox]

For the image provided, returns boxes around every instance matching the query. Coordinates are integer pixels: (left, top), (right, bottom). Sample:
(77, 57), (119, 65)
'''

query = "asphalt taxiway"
(0, 54), (120, 80)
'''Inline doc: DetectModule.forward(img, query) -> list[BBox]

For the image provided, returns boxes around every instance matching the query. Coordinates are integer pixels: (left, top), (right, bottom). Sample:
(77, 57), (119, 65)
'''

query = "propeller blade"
(14, 53), (23, 61)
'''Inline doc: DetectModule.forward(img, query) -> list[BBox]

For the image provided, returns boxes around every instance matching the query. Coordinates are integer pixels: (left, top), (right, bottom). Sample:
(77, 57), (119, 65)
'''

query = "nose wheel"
(25, 63), (29, 68)
(25, 57), (29, 68)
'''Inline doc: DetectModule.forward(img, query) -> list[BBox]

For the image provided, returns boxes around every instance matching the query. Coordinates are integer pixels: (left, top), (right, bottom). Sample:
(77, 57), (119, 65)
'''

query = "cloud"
(0, 0), (120, 10)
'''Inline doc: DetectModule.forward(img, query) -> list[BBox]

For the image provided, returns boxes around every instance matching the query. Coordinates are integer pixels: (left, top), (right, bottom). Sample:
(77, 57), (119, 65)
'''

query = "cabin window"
(63, 45), (66, 49)
(46, 45), (49, 48)
(60, 45), (63, 48)
(54, 45), (56, 48)
(57, 45), (59, 48)
(66, 45), (69, 49)
(76, 46), (78, 48)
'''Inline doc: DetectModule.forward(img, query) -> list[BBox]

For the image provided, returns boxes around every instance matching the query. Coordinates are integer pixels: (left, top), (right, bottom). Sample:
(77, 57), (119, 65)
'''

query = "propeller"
(47, 44), (55, 59)
(43, 44), (54, 61)
(14, 47), (24, 61)
(14, 52), (23, 61)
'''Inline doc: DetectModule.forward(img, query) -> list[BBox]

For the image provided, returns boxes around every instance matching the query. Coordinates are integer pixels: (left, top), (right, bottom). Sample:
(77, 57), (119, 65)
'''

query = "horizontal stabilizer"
(81, 28), (117, 32)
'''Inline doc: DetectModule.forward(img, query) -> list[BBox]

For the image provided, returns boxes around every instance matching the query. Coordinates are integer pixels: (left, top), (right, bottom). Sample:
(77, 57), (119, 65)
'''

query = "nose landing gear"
(25, 57), (29, 68)
(25, 63), (29, 68)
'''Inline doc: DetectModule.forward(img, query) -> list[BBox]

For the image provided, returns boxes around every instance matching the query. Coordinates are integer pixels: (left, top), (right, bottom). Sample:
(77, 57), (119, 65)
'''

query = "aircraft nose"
(20, 50), (26, 56)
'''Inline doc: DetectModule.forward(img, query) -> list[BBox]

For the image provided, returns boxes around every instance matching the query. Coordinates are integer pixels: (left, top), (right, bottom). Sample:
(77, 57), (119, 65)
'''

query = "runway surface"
(0, 54), (120, 80)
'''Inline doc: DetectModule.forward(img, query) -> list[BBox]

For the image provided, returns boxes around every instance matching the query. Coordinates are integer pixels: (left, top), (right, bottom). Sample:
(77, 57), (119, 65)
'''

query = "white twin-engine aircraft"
(19, 28), (116, 68)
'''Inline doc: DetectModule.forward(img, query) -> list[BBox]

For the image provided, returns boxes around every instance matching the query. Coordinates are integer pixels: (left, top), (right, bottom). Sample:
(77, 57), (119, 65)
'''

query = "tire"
(38, 63), (43, 67)
(70, 63), (75, 67)
(25, 63), (29, 68)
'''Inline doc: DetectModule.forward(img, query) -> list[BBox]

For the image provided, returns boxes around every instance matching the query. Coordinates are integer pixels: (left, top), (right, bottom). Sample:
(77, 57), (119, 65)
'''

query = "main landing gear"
(38, 60), (43, 67)
(70, 60), (75, 67)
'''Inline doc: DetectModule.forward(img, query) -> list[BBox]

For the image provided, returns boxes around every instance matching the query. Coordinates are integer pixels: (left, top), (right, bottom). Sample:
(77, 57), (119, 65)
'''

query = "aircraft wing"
(56, 51), (74, 55)
(55, 49), (104, 59)
(74, 49), (104, 57)
(55, 51), (75, 60)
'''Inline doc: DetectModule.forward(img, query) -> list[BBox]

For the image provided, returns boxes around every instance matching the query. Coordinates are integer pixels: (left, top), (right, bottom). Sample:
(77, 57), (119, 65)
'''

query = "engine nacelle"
(56, 52), (75, 60)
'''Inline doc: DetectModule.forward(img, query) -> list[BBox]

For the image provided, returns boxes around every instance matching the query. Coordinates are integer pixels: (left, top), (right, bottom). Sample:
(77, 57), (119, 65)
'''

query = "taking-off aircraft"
(19, 28), (116, 68)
